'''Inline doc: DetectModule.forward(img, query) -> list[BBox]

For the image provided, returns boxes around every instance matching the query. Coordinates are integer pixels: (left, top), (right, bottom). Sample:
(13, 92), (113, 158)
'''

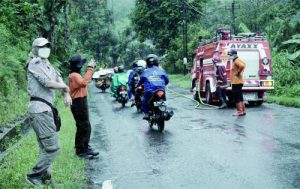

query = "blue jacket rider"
(128, 60), (147, 99)
(128, 62), (139, 99)
(137, 54), (169, 119)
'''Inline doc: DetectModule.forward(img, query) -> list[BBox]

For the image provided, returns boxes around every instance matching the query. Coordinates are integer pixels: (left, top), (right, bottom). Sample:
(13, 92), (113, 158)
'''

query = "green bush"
(271, 51), (300, 97)
(0, 24), (29, 127)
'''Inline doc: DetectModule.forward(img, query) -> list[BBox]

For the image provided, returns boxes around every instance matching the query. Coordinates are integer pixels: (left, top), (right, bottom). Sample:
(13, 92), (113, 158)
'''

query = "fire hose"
(167, 72), (219, 110)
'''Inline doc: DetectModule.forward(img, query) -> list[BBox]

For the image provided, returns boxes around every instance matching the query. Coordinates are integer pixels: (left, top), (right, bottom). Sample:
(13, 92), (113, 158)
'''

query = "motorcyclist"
(137, 54), (169, 120)
(110, 66), (118, 97)
(127, 61), (138, 100)
(128, 60), (147, 100)
(111, 65), (128, 98)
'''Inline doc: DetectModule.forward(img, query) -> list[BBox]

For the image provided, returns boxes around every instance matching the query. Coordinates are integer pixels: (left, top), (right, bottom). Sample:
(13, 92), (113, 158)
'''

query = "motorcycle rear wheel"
(157, 118), (165, 132)
(148, 120), (154, 128)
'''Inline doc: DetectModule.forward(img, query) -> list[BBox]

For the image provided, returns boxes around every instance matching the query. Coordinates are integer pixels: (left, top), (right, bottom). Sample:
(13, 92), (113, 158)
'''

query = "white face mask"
(230, 54), (237, 60)
(38, 47), (51, 59)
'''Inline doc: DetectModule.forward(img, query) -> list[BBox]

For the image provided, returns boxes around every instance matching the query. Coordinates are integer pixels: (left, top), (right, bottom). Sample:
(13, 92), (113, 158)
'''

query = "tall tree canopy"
(130, 0), (205, 53)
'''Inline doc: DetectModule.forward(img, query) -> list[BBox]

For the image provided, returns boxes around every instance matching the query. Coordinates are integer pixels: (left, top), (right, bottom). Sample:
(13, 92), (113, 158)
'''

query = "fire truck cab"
(191, 29), (274, 106)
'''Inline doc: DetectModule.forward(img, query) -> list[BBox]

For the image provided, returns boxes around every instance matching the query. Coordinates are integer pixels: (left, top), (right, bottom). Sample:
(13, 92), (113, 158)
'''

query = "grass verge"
(0, 101), (86, 189)
(169, 74), (300, 108)
(169, 74), (191, 89)
(266, 95), (300, 108)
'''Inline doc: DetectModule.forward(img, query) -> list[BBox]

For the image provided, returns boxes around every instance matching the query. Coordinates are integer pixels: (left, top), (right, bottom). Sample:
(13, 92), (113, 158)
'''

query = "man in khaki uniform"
(26, 37), (72, 186)
(228, 49), (246, 116)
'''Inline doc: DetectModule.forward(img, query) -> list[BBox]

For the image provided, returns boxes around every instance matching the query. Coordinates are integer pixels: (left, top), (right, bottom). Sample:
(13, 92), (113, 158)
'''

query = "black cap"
(227, 49), (237, 56)
(69, 55), (87, 70)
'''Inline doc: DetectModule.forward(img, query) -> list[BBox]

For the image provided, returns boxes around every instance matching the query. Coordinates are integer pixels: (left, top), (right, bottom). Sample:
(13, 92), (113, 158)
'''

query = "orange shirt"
(230, 57), (246, 84)
(69, 67), (94, 99)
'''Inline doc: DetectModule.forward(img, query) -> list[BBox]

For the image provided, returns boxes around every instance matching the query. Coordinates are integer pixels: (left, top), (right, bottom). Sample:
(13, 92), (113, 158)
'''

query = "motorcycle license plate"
(243, 92), (258, 101)
(120, 91), (127, 95)
(154, 101), (165, 107)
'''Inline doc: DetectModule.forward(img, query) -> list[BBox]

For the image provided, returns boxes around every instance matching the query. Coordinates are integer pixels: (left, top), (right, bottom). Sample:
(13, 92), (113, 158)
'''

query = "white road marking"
(102, 180), (113, 189)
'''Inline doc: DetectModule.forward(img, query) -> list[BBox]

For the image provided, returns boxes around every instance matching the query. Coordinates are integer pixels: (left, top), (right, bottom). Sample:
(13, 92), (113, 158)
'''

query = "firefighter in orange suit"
(228, 49), (246, 116)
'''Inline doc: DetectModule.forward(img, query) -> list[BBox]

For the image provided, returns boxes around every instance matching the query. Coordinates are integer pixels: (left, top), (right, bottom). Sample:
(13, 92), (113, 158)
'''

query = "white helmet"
(136, 60), (146, 68)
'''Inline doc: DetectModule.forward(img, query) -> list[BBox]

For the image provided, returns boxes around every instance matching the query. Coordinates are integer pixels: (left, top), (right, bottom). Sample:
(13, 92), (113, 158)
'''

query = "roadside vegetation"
(0, 101), (86, 188)
(1, 0), (299, 127)
(0, 0), (299, 187)
(168, 74), (191, 89)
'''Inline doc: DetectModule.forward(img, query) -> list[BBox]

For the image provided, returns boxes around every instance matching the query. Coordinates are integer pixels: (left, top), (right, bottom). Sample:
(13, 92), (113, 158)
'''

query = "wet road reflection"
(86, 84), (300, 189)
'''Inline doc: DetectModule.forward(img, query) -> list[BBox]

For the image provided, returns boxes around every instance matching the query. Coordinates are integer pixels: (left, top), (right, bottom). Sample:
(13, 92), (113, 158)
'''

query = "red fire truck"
(191, 29), (274, 106)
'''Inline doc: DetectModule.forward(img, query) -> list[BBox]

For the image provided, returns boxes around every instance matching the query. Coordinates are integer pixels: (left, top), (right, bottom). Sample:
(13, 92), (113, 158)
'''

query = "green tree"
(130, 0), (205, 53)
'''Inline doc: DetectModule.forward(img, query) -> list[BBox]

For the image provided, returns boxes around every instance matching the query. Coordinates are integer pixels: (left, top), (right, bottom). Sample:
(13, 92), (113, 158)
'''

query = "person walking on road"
(228, 49), (246, 116)
(26, 37), (72, 187)
(68, 55), (99, 158)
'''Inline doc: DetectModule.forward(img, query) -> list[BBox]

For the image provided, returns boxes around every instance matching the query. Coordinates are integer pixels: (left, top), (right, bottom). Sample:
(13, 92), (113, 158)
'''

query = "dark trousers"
(191, 78), (196, 89)
(232, 84), (244, 103)
(71, 97), (91, 153)
(216, 87), (227, 104)
(142, 91), (152, 114)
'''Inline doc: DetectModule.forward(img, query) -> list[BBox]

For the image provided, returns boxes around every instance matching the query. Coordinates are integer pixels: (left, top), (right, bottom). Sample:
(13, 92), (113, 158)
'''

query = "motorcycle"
(117, 85), (128, 107)
(130, 72), (143, 112)
(134, 85), (144, 112)
(95, 74), (111, 93)
(147, 89), (173, 132)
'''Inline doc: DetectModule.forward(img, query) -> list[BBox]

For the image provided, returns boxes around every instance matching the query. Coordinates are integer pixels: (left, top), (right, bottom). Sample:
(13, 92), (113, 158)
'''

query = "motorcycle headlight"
(159, 105), (167, 112)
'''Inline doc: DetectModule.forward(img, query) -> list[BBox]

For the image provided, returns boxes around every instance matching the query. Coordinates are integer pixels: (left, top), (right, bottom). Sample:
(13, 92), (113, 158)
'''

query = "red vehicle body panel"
(191, 32), (274, 105)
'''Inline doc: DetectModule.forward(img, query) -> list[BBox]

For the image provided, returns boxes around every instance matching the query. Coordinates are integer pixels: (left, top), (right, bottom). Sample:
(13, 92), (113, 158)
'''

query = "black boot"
(143, 113), (150, 120)
(219, 103), (227, 109)
(219, 98), (227, 109)
(86, 146), (99, 156)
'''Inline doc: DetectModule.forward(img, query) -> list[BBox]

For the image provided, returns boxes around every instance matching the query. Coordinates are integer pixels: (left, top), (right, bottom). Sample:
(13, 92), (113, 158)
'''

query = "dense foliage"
(130, 0), (300, 96)
(0, 0), (115, 126)
(1, 0), (300, 125)
(0, 0), (69, 125)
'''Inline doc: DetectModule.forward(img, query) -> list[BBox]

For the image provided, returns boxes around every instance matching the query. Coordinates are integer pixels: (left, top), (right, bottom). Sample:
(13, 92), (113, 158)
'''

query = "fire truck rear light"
(157, 91), (165, 97)
(262, 57), (269, 65)
(260, 81), (273, 87)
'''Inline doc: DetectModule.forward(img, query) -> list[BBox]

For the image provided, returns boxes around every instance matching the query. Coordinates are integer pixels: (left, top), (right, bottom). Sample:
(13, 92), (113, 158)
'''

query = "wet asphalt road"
(86, 83), (300, 189)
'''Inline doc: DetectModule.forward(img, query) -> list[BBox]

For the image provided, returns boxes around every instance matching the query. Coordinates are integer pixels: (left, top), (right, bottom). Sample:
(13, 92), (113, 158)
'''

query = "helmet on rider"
(113, 66), (118, 73)
(132, 61), (138, 69)
(136, 60), (147, 68)
(146, 54), (159, 68)
(118, 65), (124, 73)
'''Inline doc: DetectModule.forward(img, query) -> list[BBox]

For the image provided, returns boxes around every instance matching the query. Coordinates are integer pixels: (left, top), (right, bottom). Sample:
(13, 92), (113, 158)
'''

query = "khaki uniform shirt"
(27, 57), (60, 113)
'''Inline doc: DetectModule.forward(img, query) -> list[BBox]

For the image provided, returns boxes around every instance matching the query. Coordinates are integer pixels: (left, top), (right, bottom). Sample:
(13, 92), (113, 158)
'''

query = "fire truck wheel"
(205, 83), (212, 104)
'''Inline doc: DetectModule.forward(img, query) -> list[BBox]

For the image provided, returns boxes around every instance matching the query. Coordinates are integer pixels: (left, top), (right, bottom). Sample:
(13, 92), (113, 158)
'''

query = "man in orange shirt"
(228, 50), (246, 116)
(68, 55), (99, 158)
